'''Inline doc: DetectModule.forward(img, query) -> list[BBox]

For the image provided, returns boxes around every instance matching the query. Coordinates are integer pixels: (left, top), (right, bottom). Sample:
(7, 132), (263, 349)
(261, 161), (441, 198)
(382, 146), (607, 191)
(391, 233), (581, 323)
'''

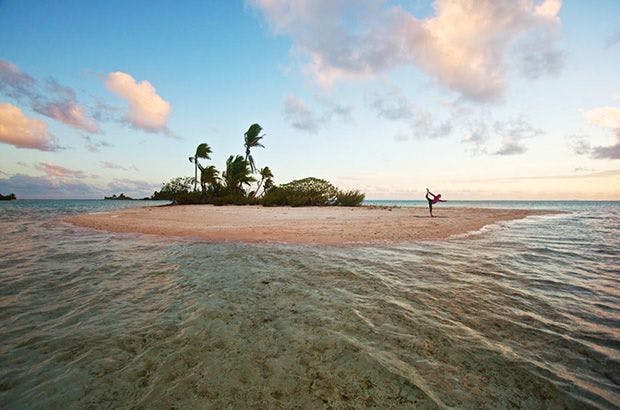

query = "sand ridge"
(65, 205), (556, 245)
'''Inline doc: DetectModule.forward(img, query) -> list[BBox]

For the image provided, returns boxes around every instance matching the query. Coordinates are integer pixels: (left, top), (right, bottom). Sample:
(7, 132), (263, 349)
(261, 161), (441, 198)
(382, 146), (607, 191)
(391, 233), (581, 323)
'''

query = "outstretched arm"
(438, 199), (447, 202)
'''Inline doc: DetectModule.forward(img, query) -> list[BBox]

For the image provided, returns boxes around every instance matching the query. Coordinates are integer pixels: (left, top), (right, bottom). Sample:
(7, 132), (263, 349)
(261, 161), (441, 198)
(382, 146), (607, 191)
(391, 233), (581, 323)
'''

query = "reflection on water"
(0, 200), (618, 408)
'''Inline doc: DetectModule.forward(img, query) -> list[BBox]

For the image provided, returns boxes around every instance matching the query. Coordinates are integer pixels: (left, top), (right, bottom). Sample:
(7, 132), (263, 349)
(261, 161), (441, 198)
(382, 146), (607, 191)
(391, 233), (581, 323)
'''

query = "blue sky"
(0, 0), (619, 199)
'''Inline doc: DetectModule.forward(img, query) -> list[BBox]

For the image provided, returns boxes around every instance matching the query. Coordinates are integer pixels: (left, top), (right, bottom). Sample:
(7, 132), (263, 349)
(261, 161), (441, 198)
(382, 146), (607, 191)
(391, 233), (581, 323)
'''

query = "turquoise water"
(0, 200), (618, 408)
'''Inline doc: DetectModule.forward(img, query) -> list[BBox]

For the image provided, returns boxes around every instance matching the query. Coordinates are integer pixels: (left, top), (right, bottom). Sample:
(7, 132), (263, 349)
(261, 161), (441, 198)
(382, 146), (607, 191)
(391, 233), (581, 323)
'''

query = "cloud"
(0, 60), (99, 133)
(516, 40), (565, 79)
(578, 106), (620, 159)
(0, 103), (58, 151)
(458, 116), (540, 155)
(106, 71), (171, 134)
(0, 60), (36, 100)
(370, 86), (414, 120)
(461, 121), (490, 155)
(35, 162), (89, 179)
(0, 174), (103, 199)
(82, 135), (112, 152)
(592, 142), (620, 159)
(567, 134), (592, 155)
(493, 118), (542, 155)
(251, 0), (563, 100)
(282, 94), (322, 133)
(584, 106), (620, 129)
(31, 80), (99, 133)
(314, 95), (354, 122)
(368, 85), (452, 140)
(100, 161), (139, 171)
(0, 173), (160, 199)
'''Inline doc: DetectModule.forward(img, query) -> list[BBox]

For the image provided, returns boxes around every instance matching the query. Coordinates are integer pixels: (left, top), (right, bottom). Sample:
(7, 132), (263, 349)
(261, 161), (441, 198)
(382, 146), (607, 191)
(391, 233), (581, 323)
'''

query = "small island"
(104, 193), (133, 200)
(0, 193), (16, 201)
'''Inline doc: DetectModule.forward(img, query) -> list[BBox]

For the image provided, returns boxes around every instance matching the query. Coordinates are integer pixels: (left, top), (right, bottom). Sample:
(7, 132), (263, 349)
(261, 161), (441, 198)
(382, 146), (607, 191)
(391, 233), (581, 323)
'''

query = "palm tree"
(200, 165), (219, 193)
(244, 123), (264, 173)
(222, 155), (256, 194)
(254, 166), (274, 197)
(189, 143), (212, 191)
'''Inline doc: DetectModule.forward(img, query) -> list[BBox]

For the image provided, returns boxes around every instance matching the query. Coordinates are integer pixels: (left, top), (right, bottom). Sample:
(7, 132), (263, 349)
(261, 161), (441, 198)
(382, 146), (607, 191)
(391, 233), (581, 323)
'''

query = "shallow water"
(0, 200), (618, 408)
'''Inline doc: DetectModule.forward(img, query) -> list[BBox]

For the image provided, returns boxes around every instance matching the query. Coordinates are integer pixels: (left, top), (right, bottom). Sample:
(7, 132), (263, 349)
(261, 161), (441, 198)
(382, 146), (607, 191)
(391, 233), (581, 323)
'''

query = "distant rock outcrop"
(0, 193), (16, 200)
(104, 193), (133, 200)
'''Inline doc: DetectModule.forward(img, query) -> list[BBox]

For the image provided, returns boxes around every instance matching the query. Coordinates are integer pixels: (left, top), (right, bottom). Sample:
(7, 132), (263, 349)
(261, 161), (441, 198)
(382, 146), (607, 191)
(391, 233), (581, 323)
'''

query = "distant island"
(0, 193), (16, 201)
(104, 193), (133, 200)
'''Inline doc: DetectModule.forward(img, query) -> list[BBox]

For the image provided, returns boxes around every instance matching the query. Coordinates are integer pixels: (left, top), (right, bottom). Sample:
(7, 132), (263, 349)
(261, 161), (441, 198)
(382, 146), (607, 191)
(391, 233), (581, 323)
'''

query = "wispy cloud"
(370, 86), (414, 121)
(0, 60), (99, 133)
(35, 162), (90, 179)
(100, 161), (139, 171)
(493, 118), (542, 156)
(106, 71), (172, 135)
(82, 135), (112, 153)
(572, 106), (620, 160)
(368, 85), (452, 141)
(282, 94), (323, 133)
(0, 103), (58, 151)
(282, 93), (354, 133)
(251, 0), (563, 101)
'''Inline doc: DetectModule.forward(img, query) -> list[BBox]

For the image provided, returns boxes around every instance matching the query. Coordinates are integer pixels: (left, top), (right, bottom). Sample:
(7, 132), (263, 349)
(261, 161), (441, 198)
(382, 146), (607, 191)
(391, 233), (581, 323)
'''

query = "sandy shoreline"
(65, 205), (557, 245)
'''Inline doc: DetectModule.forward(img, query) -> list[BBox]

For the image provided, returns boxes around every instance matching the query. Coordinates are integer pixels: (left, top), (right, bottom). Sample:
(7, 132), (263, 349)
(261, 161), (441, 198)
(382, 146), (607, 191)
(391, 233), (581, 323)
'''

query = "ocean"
(0, 200), (618, 408)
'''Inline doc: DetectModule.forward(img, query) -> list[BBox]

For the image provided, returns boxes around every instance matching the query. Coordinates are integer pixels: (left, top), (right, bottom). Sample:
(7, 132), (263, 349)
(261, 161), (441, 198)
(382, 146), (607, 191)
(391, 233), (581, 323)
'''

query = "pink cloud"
(0, 60), (100, 133)
(0, 103), (58, 151)
(251, 0), (563, 100)
(35, 162), (88, 179)
(105, 71), (171, 134)
(35, 101), (99, 133)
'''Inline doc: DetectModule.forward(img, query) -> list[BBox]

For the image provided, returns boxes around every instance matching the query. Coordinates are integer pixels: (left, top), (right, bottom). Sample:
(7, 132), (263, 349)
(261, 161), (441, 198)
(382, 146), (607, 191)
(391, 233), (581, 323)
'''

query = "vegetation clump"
(151, 177), (194, 202)
(336, 190), (365, 206)
(261, 177), (337, 207)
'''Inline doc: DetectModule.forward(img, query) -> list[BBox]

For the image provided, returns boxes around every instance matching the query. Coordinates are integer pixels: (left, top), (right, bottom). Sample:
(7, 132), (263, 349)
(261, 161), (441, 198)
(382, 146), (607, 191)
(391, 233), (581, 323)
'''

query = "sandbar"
(65, 205), (557, 245)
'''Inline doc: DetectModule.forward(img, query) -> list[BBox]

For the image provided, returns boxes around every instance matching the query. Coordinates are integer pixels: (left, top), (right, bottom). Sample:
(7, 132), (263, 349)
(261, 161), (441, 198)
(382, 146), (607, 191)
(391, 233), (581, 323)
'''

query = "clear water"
(0, 200), (618, 408)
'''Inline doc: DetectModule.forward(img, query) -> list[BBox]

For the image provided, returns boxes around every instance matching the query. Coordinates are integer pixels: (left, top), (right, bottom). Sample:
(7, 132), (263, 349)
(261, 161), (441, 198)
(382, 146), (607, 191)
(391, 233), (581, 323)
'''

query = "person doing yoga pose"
(425, 188), (446, 217)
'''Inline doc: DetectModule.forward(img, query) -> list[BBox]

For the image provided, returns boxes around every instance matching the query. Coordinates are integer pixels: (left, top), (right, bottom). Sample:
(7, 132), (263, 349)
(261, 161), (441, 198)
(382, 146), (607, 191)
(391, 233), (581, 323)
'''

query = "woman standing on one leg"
(425, 188), (446, 217)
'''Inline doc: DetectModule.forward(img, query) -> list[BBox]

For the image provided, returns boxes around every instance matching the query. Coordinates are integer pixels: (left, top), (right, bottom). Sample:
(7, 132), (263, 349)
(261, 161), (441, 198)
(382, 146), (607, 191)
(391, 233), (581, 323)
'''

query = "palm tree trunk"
(194, 158), (197, 191)
(255, 177), (264, 198)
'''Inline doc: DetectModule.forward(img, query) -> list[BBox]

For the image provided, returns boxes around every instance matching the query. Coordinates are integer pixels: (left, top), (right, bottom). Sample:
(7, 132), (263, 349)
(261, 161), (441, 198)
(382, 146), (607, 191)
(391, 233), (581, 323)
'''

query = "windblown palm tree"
(200, 165), (219, 193)
(189, 143), (212, 191)
(243, 123), (264, 173)
(254, 166), (274, 197)
(222, 155), (256, 193)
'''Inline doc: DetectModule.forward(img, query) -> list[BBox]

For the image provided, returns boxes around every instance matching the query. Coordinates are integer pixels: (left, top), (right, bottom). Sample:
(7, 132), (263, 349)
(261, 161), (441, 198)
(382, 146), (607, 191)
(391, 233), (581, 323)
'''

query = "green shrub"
(175, 191), (207, 205)
(336, 190), (365, 206)
(260, 187), (288, 206)
(260, 177), (338, 207)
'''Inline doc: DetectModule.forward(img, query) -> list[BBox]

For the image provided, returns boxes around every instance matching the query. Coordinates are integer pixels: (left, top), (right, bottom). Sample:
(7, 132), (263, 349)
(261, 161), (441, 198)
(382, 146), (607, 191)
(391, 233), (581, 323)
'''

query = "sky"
(0, 0), (619, 200)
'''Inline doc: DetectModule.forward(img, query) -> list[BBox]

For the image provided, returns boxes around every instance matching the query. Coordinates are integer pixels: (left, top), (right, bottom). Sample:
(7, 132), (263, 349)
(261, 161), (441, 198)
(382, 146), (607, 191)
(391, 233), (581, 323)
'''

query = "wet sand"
(66, 205), (555, 244)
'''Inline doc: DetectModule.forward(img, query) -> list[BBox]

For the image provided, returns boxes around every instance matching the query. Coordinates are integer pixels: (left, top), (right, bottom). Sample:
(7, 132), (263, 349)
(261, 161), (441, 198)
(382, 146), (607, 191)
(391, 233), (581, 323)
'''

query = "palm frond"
(195, 143), (212, 159)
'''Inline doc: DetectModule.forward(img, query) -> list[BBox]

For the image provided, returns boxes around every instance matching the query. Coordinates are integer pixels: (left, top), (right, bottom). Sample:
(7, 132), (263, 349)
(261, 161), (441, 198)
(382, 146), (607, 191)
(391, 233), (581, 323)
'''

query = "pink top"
(431, 195), (441, 204)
